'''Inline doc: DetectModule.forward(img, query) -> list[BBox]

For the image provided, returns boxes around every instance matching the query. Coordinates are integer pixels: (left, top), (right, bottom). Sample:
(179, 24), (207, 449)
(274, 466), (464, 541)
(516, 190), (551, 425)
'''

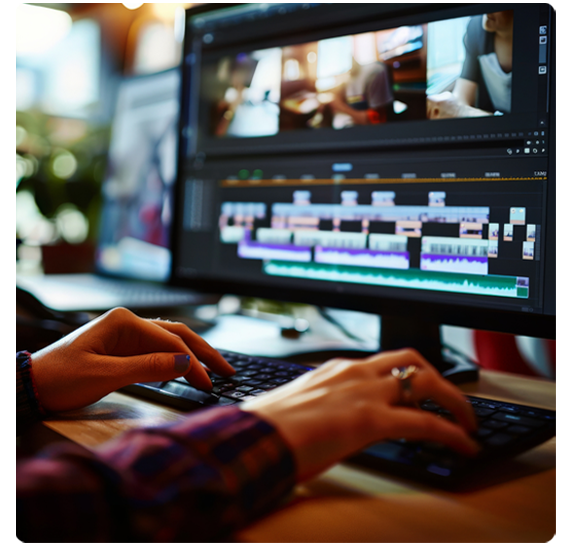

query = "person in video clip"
(427, 11), (513, 119)
(17, 307), (479, 542)
(317, 59), (395, 127)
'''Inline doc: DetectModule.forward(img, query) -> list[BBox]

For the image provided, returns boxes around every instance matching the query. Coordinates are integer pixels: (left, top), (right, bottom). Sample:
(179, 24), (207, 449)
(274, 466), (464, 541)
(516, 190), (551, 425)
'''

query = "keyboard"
(122, 350), (314, 410)
(122, 349), (556, 487)
(352, 396), (556, 487)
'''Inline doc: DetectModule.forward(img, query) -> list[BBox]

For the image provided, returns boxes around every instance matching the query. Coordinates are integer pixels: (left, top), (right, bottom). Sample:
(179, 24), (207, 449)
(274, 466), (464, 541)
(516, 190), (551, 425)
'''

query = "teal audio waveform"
(263, 261), (529, 298)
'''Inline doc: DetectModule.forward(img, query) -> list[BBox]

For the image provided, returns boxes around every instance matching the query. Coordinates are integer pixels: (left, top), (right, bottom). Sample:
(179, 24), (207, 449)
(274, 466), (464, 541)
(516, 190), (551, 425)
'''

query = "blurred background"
(15, 2), (196, 276)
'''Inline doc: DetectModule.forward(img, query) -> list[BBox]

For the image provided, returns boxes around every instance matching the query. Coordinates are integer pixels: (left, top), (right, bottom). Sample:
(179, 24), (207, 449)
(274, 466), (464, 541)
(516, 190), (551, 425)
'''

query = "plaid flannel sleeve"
(17, 405), (296, 542)
(16, 351), (46, 436)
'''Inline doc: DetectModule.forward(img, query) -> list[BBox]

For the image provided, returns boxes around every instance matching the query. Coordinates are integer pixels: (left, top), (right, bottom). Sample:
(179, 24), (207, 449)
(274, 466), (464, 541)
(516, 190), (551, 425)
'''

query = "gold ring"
(391, 365), (419, 406)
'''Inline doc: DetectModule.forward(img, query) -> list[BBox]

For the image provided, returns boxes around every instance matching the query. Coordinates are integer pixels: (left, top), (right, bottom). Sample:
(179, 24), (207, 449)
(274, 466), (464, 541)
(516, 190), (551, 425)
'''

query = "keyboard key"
(141, 381), (165, 389)
(161, 381), (219, 405)
(259, 382), (278, 390)
(475, 427), (494, 439)
(484, 419), (509, 430)
(217, 397), (238, 406)
(212, 384), (233, 395)
(228, 374), (250, 384)
(249, 389), (267, 396)
(236, 385), (255, 392)
(222, 390), (247, 400)
(493, 412), (544, 428)
(476, 401), (499, 410)
(484, 433), (517, 447)
(473, 407), (497, 417)
(506, 425), (532, 436)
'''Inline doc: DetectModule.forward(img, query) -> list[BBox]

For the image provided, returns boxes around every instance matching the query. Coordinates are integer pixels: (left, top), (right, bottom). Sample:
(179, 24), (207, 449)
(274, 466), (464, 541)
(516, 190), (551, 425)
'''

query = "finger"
(104, 352), (194, 387)
(386, 407), (480, 456)
(418, 376), (477, 433)
(360, 348), (434, 377)
(150, 320), (235, 377)
(362, 349), (477, 433)
(183, 352), (214, 391)
(389, 367), (478, 433)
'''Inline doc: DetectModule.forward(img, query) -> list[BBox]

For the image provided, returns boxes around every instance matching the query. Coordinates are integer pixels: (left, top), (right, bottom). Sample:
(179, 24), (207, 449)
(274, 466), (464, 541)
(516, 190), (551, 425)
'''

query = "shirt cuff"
(16, 351), (46, 435)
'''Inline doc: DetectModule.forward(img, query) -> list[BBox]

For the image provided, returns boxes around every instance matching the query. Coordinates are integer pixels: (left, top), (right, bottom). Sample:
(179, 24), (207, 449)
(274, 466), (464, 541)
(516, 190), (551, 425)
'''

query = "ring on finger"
(391, 365), (420, 407)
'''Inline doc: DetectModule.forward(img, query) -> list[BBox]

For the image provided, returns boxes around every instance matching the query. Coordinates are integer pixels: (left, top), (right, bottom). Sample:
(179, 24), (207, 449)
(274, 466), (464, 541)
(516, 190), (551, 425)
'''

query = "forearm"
(452, 102), (493, 118)
(17, 407), (296, 542)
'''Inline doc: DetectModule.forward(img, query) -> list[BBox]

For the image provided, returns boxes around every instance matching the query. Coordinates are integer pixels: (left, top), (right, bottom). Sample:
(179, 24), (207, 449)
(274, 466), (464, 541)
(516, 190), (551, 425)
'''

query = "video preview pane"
(202, 11), (513, 138)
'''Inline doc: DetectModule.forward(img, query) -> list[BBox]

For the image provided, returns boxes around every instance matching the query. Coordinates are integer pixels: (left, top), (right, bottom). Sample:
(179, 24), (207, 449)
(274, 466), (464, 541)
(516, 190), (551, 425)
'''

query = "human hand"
(31, 307), (235, 413)
(241, 349), (478, 482)
(427, 91), (464, 119)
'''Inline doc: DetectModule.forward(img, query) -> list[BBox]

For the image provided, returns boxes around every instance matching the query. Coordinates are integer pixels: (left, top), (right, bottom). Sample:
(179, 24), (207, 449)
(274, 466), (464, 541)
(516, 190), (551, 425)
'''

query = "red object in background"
(367, 108), (387, 124)
(41, 242), (95, 275)
(473, 330), (556, 378)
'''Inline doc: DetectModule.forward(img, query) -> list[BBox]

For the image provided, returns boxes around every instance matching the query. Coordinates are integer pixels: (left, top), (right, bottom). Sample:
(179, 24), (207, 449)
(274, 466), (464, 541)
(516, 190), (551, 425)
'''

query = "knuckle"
(146, 353), (163, 375)
(401, 347), (422, 361)
(106, 306), (133, 323)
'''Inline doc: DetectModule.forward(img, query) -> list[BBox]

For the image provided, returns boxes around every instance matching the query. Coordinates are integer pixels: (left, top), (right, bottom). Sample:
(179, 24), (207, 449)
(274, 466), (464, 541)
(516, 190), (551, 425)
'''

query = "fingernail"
(174, 354), (191, 374)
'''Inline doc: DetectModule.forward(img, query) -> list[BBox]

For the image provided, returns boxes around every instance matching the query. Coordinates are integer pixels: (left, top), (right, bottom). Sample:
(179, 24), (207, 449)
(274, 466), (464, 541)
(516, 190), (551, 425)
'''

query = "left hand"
(242, 349), (478, 482)
(30, 307), (235, 413)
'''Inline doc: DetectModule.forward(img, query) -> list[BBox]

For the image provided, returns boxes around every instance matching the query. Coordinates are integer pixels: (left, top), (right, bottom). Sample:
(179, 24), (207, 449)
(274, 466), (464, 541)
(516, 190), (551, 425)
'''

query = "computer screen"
(172, 3), (555, 343)
(97, 68), (181, 282)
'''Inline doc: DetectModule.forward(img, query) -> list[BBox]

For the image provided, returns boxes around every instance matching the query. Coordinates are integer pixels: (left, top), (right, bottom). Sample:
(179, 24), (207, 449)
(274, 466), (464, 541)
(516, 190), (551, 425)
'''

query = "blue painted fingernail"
(174, 354), (191, 373)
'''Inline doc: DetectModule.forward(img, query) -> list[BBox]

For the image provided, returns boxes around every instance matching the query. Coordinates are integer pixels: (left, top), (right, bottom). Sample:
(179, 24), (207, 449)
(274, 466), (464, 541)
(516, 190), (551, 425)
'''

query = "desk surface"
(41, 369), (556, 543)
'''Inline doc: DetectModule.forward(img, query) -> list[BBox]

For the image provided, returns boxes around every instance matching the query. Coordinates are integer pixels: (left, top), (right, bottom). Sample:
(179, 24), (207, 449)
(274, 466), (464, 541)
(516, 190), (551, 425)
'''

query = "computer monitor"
(97, 67), (181, 282)
(171, 3), (555, 381)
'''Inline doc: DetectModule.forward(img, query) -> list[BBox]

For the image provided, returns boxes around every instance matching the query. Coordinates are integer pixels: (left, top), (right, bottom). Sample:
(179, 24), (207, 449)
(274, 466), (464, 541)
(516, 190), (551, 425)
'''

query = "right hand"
(242, 349), (479, 482)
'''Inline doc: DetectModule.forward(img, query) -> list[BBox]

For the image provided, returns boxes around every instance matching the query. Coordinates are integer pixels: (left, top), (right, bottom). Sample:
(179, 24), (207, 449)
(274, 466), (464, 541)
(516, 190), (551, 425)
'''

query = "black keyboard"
(352, 396), (556, 487)
(122, 350), (555, 487)
(122, 350), (313, 411)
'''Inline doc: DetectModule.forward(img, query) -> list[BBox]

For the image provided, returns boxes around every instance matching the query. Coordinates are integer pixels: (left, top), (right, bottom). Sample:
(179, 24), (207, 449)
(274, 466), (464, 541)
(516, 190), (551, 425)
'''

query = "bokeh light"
(56, 204), (89, 244)
(51, 150), (78, 180)
(17, 4), (72, 56)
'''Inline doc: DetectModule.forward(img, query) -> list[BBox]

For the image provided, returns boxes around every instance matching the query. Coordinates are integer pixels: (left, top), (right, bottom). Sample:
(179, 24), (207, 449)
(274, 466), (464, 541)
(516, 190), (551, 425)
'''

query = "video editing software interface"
(174, 3), (555, 321)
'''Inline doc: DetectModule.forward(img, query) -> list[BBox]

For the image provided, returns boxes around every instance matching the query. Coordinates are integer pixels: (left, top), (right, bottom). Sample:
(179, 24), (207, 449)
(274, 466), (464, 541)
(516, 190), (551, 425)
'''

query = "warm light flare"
(123, 1), (144, 10)
(152, 3), (193, 21)
(17, 4), (72, 56)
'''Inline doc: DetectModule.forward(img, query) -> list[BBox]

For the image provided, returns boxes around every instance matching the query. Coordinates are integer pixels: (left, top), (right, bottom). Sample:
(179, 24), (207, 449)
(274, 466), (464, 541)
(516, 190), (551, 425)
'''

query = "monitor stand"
(380, 314), (479, 384)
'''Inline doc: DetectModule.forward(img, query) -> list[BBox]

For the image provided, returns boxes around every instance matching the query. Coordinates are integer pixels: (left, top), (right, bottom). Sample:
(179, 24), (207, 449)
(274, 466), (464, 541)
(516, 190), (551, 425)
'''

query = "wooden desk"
(39, 369), (556, 543)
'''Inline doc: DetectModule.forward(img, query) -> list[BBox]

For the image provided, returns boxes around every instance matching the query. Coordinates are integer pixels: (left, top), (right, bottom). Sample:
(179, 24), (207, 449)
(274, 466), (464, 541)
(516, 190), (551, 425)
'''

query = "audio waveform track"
(263, 261), (529, 299)
(315, 247), (410, 269)
(238, 241), (311, 262)
(420, 254), (488, 275)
